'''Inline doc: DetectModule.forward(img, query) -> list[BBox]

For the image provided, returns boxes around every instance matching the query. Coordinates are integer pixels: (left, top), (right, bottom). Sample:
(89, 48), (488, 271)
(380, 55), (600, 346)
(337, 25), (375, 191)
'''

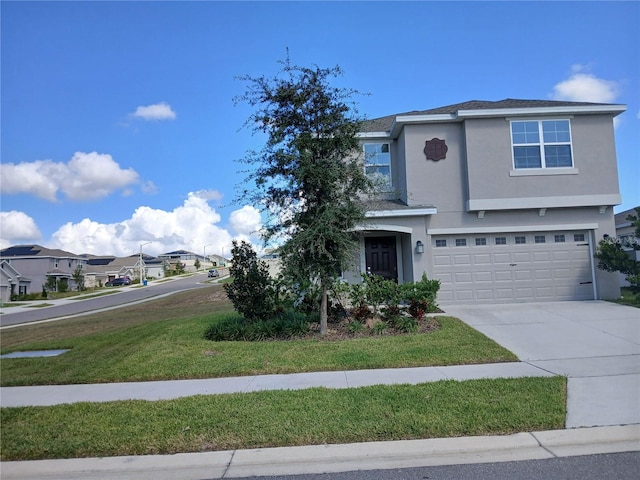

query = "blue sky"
(1, 1), (638, 257)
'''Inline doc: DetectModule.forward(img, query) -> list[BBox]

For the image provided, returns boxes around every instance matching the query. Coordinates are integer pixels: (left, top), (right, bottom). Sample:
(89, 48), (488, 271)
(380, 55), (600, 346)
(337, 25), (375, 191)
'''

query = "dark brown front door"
(365, 236), (397, 281)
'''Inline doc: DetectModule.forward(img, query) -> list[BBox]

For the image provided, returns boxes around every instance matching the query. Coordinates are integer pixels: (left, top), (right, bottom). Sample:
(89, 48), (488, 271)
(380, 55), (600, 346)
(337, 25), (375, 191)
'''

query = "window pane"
(435, 239), (447, 247)
(574, 234), (585, 242)
(514, 146), (542, 168)
(542, 120), (570, 143)
(554, 235), (566, 243)
(455, 239), (467, 247)
(364, 143), (391, 165)
(475, 237), (487, 246)
(515, 236), (526, 244)
(495, 237), (507, 245)
(511, 121), (539, 143)
(535, 235), (546, 243)
(544, 145), (572, 167)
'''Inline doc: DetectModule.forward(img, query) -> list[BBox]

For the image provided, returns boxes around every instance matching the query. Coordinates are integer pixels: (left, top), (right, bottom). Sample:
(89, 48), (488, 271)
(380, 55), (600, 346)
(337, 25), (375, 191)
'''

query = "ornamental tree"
(235, 56), (372, 334)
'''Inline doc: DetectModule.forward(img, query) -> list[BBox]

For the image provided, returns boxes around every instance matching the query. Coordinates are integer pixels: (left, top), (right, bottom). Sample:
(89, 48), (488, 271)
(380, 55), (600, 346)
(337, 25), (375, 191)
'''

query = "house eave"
(365, 207), (438, 218)
(458, 104), (627, 119)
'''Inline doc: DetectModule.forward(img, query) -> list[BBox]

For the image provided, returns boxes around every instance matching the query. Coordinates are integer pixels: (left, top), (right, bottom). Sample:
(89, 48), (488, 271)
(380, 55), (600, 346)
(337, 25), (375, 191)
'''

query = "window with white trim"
(511, 120), (573, 169)
(435, 239), (447, 247)
(363, 143), (391, 188)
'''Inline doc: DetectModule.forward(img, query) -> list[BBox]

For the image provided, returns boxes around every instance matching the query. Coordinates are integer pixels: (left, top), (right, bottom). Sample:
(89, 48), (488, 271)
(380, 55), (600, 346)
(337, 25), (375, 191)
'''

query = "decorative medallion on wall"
(424, 138), (448, 161)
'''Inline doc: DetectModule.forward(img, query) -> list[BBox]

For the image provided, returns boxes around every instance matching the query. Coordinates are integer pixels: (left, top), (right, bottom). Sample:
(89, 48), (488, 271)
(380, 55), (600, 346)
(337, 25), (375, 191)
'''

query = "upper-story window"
(511, 120), (573, 169)
(363, 143), (391, 188)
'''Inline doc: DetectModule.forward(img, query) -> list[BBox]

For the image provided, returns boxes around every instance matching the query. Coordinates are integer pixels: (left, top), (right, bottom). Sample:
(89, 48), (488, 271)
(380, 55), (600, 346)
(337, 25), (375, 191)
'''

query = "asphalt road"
(242, 452), (640, 480)
(0, 274), (212, 327)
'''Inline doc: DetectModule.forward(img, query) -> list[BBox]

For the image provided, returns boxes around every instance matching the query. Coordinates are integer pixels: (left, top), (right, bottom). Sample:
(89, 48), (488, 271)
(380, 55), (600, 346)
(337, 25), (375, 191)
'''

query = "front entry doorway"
(365, 236), (397, 281)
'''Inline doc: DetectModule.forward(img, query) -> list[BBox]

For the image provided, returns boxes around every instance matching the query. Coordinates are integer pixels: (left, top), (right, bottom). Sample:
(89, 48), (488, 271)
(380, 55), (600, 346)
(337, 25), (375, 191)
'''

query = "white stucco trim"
(458, 105), (626, 118)
(466, 194), (622, 211)
(355, 224), (414, 234)
(365, 207), (437, 218)
(509, 168), (579, 177)
(427, 223), (599, 235)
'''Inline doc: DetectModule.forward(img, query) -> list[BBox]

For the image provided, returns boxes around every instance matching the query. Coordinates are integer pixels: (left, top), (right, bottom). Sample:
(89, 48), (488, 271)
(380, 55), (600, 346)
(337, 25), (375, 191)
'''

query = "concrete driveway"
(444, 301), (640, 429)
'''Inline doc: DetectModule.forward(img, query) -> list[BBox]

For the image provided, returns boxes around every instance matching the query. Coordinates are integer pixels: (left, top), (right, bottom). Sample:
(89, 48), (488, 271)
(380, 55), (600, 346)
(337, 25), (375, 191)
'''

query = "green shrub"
(401, 274), (441, 319)
(203, 313), (247, 341)
(371, 321), (388, 335)
(223, 240), (275, 322)
(204, 310), (310, 342)
(346, 321), (366, 334)
(392, 315), (419, 333)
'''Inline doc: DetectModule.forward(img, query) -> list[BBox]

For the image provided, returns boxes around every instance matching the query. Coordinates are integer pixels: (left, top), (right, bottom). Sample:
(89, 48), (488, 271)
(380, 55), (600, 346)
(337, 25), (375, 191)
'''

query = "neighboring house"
(0, 245), (87, 295)
(82, 253), (165, 287)
(261, 249), (282, 278)
(348, 98), (625, 304)
(615, 207), (639, 248)
(0, 260), (30, 303)
(614, 206), (640, 288)
(158, 250), (213, 272)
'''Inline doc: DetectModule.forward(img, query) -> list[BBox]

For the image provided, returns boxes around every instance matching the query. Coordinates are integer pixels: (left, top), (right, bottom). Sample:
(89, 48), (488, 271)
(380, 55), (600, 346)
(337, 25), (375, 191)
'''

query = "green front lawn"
(1, 376), (566, 461)
(1, 284), (564, 462)
(1, 285), (517, 387)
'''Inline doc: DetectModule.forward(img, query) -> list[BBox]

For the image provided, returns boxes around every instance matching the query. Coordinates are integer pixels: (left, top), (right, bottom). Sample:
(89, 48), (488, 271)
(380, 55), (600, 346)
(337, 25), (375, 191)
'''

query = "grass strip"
(0, 376), (566, 461)
(1, 316), (517, 386)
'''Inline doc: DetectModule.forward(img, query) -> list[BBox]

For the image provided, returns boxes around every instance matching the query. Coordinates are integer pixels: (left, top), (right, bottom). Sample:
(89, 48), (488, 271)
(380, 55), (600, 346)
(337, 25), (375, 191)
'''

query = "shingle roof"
(361, 98), (624, 133)
(0, 244), (79, 258)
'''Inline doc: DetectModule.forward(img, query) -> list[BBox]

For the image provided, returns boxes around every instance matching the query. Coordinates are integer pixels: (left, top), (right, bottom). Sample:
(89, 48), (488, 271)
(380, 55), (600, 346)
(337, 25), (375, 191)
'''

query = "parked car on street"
(106, 277), (131, 287)
(207, 269), (220, 278)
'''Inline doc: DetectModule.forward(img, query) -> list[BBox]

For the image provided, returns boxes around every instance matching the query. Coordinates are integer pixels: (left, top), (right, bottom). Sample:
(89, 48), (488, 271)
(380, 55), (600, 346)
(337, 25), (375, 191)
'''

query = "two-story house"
(0, 245), (87, 297)
(348, 99), (625, 304)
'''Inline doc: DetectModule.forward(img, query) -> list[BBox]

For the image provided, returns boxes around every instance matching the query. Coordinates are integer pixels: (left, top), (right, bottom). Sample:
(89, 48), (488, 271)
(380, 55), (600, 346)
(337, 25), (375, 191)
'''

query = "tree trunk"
(319, 283), (328, 336)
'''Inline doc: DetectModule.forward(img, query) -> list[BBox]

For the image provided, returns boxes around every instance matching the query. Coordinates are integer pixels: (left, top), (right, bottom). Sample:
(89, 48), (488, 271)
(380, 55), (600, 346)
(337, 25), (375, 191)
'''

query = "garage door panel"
(473, 254), (491, 264)
(534, 269), (553, 279)
(493, 253), (512, 263)
(455, 290), (474, 301)
(454, 272), (473, 283)
(432, 230), (594, 304)
(495, 270), (513, 281)
(516, 288), (534, 299)
(515, 270), (532, 280)
(454, 255), (471, 265)
(434, 255), (451, 266)
(475, 271), (492, 282)
(533, 251), (552, 261)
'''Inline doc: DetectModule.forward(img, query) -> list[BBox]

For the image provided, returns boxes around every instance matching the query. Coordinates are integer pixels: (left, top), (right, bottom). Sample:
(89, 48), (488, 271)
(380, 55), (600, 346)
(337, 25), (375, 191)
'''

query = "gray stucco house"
(0, 245), (86, 298)
(349, 99), (625, 304)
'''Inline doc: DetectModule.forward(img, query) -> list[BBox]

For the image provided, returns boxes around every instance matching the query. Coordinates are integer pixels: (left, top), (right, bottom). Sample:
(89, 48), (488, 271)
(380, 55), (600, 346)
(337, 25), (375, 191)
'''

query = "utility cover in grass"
(0, 350), (70, 359)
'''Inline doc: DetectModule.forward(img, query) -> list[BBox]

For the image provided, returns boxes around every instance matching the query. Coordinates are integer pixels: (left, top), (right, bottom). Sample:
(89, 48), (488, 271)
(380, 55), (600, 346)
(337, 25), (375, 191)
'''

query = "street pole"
(203, 244), (211, 272)
(140, 242), (152, 285)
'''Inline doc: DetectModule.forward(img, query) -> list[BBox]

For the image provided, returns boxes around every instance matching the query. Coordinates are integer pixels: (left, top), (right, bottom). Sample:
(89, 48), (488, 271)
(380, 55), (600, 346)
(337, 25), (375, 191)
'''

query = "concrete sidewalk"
(2, 425), (638, 480)
(0, 362), (554, 407)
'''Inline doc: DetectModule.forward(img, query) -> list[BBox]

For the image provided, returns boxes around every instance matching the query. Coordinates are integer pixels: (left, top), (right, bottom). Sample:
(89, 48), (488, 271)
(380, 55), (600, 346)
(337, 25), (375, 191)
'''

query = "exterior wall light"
(415, 240), (424, 254)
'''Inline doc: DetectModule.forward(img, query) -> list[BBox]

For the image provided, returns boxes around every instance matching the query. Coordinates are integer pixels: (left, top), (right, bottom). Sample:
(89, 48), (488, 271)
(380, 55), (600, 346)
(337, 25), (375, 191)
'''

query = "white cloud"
(551, 66), (620, 103)
(229, 205), (262, 236)
(0, 152), (140, 202)
(131, 102), (177, 121)
(0, 211), (42, 247)
(45, 192), (258, 258)
(193, 189), (224, 202)
(141, 180), (159, 195)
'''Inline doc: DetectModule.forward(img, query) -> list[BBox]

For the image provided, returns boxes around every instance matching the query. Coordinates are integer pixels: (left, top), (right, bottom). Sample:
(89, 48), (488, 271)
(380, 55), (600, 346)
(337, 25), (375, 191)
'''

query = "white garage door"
(432, 231), (594, 304)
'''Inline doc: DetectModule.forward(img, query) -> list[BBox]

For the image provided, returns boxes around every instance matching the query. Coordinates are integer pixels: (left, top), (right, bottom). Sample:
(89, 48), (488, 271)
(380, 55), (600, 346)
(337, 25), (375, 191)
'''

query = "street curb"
(1, 425), (638, 480)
